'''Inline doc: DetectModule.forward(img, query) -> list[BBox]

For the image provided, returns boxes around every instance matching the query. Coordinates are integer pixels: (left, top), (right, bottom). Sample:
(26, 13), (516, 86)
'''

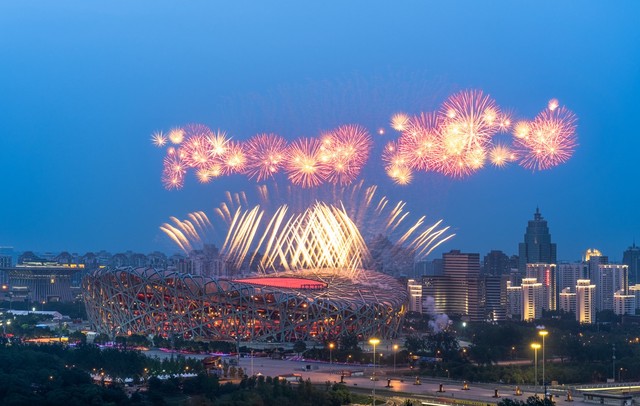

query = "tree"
(93, 333), (110, 345)
(498, 396), (555, 406)
(293, 340), (307, 356)
(68, 331), (86, 345)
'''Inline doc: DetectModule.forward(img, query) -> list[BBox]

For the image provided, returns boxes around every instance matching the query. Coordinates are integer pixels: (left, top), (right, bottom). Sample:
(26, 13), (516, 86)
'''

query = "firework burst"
(390, 113), (410, 132)
(152, 89), (578, 189)
(244, 133), (288, 181)
(162, 154), (186, 190)
(161, 183), (455, 276)
(181, 135), (211, 169)
(322, 124), (372, 185)
(151, 131), (167, 147)
(220, 141), (247, 175)
(168, 127), (186, 144)
(398, 112), (441, 172)
(489, 144), (517, 167)
(284, 138), (328, 188)
(516, 105), (577, 170)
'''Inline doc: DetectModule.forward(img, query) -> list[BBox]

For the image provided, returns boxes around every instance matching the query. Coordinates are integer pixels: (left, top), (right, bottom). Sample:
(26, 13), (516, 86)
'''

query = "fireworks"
(152, 92), (577, 189)
(515, 104), (577, 170)
(381, 94), (576, 181)
(162, 154), (186, 190)
(284, 138), (327, 188)
(321, 124), (372, 186)
(489, 144), (517, 167)
(168, 127), (186, 144)
(244, 133), (288, 181)
(161, 183), (454, 277)
(151, 131), (167, 147)
(390, 113), (410, 131)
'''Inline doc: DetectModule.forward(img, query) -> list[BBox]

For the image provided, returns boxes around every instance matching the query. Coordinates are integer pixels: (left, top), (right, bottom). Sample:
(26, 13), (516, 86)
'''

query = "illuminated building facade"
(521, 277), (543, 321)
(593, 264), (628, 311)
(3, 263), (82, 303)
(526, 263), (557, 311)
(407, 279), (423, 313)
(613, 291), (636, 316)
(83, 267), (407, 342)
(559, 287), (576, 314)
(482, 274), (507, 321)
(422, 250), (483, 321)
(506, 282), (522, 319)
(576, 279), (595, 324)
(629, 284), (640, 309)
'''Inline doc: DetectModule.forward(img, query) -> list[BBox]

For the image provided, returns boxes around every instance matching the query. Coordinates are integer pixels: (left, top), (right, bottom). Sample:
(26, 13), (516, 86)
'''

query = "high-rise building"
(576, 279), (596, 324)
(518, 208), (557, 275)
(559, 287), (576, 314)
(629, 284), (640, 310)
(613, 291), (636, 316)
(526, 263), (557, 311)
(188, 244), (227, 278)
(0, 247), (13, 268)
(521, 278), (543, 321)
(482, 274), (508, 321)
(623, 242), (640, 285)
(421, 250), (483, 321)
(593, 264), (628, 311)
(407, 279), (423, 313)
(483, 250), (511, 276)
(558, 262), (585, 292)
(506, 282), (522, 319)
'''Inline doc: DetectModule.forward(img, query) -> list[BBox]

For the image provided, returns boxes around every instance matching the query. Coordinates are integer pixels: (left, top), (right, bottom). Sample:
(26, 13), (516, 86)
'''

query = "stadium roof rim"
(231, 277), (328, 290)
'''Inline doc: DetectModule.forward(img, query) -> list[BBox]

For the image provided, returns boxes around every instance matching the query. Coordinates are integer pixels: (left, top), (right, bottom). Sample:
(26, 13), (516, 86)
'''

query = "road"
(142, 350), (594, 406)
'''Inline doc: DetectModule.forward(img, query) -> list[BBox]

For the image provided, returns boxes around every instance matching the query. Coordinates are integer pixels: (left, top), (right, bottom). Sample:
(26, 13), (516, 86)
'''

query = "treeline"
(0, 343), (356, 405)
(146, 374), (355, 406)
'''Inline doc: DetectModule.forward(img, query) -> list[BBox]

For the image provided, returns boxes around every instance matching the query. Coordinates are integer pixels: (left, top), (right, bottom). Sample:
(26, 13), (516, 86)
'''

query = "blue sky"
(1, 1), (639, 262)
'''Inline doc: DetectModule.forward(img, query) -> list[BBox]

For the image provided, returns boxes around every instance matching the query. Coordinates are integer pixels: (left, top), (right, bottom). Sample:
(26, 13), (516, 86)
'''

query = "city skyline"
(1, 2), (639, 261)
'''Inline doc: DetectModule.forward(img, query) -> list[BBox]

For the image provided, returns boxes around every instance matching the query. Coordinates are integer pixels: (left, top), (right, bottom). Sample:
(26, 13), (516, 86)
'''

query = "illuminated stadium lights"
(83, 267), (407, 343)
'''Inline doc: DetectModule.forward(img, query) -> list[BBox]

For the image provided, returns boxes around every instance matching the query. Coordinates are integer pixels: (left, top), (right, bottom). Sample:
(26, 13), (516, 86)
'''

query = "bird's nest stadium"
(82, 266), (407, 342)
(83, 199), (451, 343)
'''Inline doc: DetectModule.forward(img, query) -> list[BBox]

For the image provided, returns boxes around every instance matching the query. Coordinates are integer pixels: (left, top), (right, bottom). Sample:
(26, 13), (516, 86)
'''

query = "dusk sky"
(1, 2), (639, 262)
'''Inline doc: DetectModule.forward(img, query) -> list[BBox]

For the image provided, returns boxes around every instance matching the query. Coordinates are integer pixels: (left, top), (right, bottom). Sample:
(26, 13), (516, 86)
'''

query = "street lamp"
(369, 338), (380, 406)
(531, 343), (541, 388)
(539, 330), (548, 387)
(393, 344), (399, 374)
(329, 342), (335, 365)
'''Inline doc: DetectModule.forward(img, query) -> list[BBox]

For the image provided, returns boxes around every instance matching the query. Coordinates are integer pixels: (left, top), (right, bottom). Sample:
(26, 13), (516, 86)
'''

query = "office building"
(623, 242), (640, 285)
(483, 250), (511, 276)
(422, 250), (483, 321)
(518, 208), (556, 275)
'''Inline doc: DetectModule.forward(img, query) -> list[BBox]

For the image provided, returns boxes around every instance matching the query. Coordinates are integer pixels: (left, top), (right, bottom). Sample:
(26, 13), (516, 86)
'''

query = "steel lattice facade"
(83, 267), (407, 342)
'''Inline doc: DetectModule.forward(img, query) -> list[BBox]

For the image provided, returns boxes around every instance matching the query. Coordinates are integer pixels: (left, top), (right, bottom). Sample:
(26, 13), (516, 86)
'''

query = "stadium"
(83, 197), (451, 343)
(82, 266), (407, 342)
